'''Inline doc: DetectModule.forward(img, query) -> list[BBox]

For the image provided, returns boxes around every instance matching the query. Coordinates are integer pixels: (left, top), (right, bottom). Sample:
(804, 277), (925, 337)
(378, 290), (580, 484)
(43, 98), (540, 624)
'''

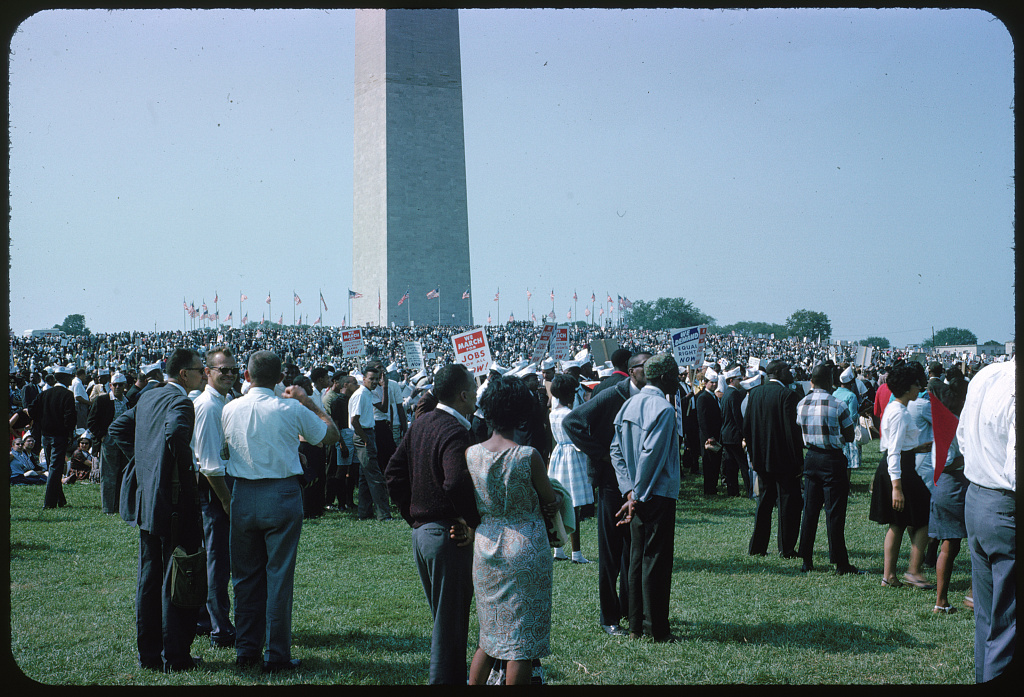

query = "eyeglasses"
(208, 366), (240, 375)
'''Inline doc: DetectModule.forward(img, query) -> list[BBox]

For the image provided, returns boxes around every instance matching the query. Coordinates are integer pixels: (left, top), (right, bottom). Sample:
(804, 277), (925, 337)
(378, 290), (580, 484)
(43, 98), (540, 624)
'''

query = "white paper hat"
(110, 372), (128, 384)
(540, 357), (556, 371)
(840, 366), (856, 383)
(740, 374), (763, 390)
(723, 366), (742, 380)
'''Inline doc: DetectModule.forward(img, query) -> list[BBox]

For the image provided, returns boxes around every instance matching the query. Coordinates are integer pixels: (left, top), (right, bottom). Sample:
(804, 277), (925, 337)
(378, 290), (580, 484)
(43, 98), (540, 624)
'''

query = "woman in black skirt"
(869, 363), (934, 589)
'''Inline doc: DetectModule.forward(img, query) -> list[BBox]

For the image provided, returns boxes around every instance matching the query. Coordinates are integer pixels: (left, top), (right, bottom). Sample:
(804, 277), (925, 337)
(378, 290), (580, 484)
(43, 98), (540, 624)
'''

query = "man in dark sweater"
(26, 366), (77, 509)
(563, 351), (650, 637)
(384, 363), (480, 685)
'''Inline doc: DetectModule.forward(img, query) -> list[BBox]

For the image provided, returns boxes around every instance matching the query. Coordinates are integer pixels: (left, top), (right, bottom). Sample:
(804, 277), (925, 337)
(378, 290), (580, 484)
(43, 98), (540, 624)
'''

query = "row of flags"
(344, 288), (634, 309)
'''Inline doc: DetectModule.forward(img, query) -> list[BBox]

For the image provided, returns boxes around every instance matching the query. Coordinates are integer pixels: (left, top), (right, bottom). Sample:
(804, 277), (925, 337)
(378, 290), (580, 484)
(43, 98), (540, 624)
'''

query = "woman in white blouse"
(868, 362), (934, 589)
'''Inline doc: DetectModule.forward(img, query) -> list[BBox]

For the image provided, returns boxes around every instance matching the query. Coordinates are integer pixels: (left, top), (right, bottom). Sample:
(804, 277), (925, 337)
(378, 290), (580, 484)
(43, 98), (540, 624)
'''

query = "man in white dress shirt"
(958, 357), (1015, 683)
(222, 350), (339, 673)
(191, 346), (238, 648)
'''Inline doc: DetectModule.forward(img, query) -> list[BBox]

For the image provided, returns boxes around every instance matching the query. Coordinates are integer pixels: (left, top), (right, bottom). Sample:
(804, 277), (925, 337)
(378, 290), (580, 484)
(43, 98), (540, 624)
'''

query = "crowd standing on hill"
(8, 323), (1013, 683)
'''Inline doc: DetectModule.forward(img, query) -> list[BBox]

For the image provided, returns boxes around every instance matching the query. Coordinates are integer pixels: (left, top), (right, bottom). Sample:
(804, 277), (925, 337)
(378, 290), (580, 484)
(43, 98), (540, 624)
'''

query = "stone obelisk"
(353, 9), (473, 327)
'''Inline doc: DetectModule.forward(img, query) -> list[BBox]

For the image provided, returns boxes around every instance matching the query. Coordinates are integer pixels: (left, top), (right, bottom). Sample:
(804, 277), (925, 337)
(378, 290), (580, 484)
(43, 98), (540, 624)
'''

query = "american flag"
(266, 293), (271, 304)
(550, 289), (555, 302)
(591, 292), (596, 303)
(426, 288), (440, 299)
(548, 311), (555, 320)
(462, 289), (470, 300)
(567, 309), (572, 320)
(526, 289), (532, 300)
(599, 307), (604, 316)
(487, 312), (491, 324)
(494, 290), (499, 302)
(278, 314), (283, 325)
(531, 311), (536, 323)
(621, 296), (634, 309)
(509, 312), (515, 322)
(313, 317), (321, 325)
(240, 293), (248, 302)
(584, 308), (591, 317)
(214, 293), (218, 304)
(242, 313), (248, 325)
(226, 311), (233, 321)
(348, 289), (362, 300)
(182, 300), (189, 312)
(202, 301), (208, 312)
(573, 290), (577, 301)
(607, 293), (613, 304)
(321, 292), (329, 310)
(294, 293), (302, 306)
(397, 290), (409, 306)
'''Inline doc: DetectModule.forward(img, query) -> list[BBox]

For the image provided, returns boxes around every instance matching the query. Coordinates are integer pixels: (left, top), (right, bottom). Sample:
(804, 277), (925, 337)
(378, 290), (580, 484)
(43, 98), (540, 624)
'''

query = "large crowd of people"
(7, 323), (1014, 684)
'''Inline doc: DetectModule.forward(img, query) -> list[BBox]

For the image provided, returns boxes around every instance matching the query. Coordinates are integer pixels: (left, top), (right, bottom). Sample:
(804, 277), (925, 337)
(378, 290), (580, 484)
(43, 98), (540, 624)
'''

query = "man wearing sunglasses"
(191, 346), (239, 649)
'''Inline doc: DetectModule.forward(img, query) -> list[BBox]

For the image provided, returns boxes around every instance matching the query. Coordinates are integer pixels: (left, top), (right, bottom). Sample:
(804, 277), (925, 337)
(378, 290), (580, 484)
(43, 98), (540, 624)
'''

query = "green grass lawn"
(8, 440), (974, 685)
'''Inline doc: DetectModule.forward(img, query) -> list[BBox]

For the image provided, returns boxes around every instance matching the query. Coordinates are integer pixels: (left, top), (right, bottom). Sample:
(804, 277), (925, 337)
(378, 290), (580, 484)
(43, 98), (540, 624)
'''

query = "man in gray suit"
(108, 348), (207, 673)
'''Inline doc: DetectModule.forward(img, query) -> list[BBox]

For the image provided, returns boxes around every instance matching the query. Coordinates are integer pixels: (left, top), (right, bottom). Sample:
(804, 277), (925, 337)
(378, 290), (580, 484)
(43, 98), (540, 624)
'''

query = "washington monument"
(352, 9), (473, 327)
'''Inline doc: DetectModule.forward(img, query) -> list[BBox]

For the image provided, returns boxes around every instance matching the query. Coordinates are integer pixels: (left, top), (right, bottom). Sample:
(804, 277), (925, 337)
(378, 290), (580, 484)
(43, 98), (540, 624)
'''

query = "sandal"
(933, 605), (956, 614)
(902, 574), (937, 590)
(881, 577), (904, 588)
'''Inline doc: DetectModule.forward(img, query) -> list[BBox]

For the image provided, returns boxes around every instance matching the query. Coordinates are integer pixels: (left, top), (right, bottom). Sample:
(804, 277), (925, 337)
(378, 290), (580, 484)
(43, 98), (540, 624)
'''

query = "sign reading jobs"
(452, 328), (492, 376)
(341, 328), (366, 358)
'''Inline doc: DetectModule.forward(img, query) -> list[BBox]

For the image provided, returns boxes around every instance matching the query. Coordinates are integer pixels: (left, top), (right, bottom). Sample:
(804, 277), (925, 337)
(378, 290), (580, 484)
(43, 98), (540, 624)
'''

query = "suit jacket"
(695, 388), (722, 443)
(742, 380), (803, 477)
(87, 394), (118, 442)
(720, 386), (745, 445)
(28, 384), (77, 439)
(107, 384), (198, 537)
(563, 378), (633, 489)
(127, 380), (162, 409)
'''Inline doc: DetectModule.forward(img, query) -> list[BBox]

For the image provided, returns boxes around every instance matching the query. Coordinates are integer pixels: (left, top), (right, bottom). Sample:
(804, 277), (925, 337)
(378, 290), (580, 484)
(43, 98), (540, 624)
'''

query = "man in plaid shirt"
(795, 364), (862, 575)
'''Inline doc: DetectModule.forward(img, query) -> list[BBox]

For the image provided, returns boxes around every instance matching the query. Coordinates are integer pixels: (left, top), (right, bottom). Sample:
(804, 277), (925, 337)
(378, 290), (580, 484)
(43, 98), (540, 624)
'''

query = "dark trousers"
(721, 443), (747, 497)
(354, 432), (391, 520)
(100, 438), (128, 514)
(701, 446), (721, 495)
(374, 421), (397, 478)
(797, 448), (850, 567)
(595, 485), (630, 626)
(749, 469), (803, 556)
(965, 484), (1016, 683)
(412, 521), (474, 684)
(198, 475), (234, 641)
(41, 434), (68, 508)
(627, 495), (675, 639)
(137, 522), (203, 670)
(230, 476), (303, 663)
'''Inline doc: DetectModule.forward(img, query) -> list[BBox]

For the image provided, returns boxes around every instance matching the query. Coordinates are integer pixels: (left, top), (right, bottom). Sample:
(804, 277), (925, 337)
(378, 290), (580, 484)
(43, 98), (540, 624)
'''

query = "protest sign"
(340, 328), (366, 358)
(855, 345), (873, 368)
(403, 341), (424, 372)
(589, 338), (618, 367)
(551, 326), (570, 361)
(452, 327), (492, 376)
(530, 323), (557, 364)
(747, 356), (761, 372)
(669, 325), (707, 367)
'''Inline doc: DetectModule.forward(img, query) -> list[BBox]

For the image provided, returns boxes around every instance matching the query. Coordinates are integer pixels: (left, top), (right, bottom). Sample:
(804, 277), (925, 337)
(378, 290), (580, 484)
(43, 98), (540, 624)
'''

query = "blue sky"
(8, 8), (1015, 346)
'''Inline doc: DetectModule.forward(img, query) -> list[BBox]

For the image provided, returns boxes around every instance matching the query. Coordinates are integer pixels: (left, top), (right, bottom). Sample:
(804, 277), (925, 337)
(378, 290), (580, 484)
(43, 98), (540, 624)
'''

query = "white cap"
(741, 374), (763, 390)
(717, 376), (728, 393)
(111, 372), (128, 384)
(55, 365), (72, 375)
(487, 362), (508, 375)
(143, 363), (162, 375)
(385, 362), (399, 373)
(597, 367), (613, 378)
(705, 367), (719, 382)
(722, 366), (742, 380)
(840, 366), (856, 384)
(540, 357), (556, 371)
(98, 368), (109, 376)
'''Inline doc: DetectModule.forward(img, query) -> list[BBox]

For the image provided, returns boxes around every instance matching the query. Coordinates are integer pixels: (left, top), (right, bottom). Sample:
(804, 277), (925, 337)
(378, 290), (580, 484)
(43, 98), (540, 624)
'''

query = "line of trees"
(621, 298), (834, 341)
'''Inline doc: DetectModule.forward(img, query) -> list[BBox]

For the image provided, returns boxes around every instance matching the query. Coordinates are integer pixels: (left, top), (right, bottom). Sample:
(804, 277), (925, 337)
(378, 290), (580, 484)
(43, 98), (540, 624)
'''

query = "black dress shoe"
(800, 562), (814, 573)
(211, 633), (236, 648)
(139, 659), (163, 672)
(195, 624), (212, 637)
(836, 565), (865, 576)
(652, 633), (680, 643)
(780, 551), (798, 559)
(262, 658), (301, 673)
(236, 655), (262, 668)
(165, 656), (202, 673)
(600, 624), (628, 636)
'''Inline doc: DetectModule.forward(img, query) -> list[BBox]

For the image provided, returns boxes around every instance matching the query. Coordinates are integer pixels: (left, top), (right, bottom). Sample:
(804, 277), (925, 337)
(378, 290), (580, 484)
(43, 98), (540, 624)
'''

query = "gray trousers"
(965, 483), (1016, 683)
(230, 476), (303, 663)
(99, 438), (128, 515)
(354, 432), (391, 520)
(412, 521), (474, 684)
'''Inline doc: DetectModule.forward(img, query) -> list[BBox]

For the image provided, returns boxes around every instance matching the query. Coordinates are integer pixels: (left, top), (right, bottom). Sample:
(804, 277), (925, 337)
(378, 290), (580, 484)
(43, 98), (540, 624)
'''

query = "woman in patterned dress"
(466, 375), (563, 685)
(548, 373), (593, 564)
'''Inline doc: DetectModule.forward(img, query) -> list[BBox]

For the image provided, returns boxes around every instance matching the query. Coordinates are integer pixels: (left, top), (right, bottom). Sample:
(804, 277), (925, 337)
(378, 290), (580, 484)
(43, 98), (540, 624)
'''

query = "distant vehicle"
(23, 329), (65, 338)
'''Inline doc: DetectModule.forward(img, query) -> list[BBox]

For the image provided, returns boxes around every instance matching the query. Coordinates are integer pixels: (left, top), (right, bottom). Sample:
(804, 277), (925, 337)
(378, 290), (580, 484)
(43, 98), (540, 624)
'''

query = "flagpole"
(183, 297), (186, 333)
(526, 289), (531, 327)
(437, 289), (441, 326)
(268, 292), (272, 328)
(319, 288), (323, 326)
(377, 287), (381, 327)
(497, 289), (500, 327)
(407, 289), (411, 327)
(292, 290), (296, 326)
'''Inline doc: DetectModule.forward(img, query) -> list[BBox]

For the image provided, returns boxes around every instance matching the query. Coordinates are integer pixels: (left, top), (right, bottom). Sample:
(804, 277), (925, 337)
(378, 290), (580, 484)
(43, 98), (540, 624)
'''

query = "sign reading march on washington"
(403, 341), (424, 372)
(452, 327), (492, 376)
(341, 328), (366, 358)
(670, 325), (708, 367)
(551, 326), (571, 361)
(531, 322), (557, 363)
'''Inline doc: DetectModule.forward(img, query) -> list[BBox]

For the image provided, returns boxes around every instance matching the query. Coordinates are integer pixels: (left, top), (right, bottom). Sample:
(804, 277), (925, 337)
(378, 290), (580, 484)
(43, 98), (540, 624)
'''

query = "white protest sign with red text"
(452, 328), (492, 376)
